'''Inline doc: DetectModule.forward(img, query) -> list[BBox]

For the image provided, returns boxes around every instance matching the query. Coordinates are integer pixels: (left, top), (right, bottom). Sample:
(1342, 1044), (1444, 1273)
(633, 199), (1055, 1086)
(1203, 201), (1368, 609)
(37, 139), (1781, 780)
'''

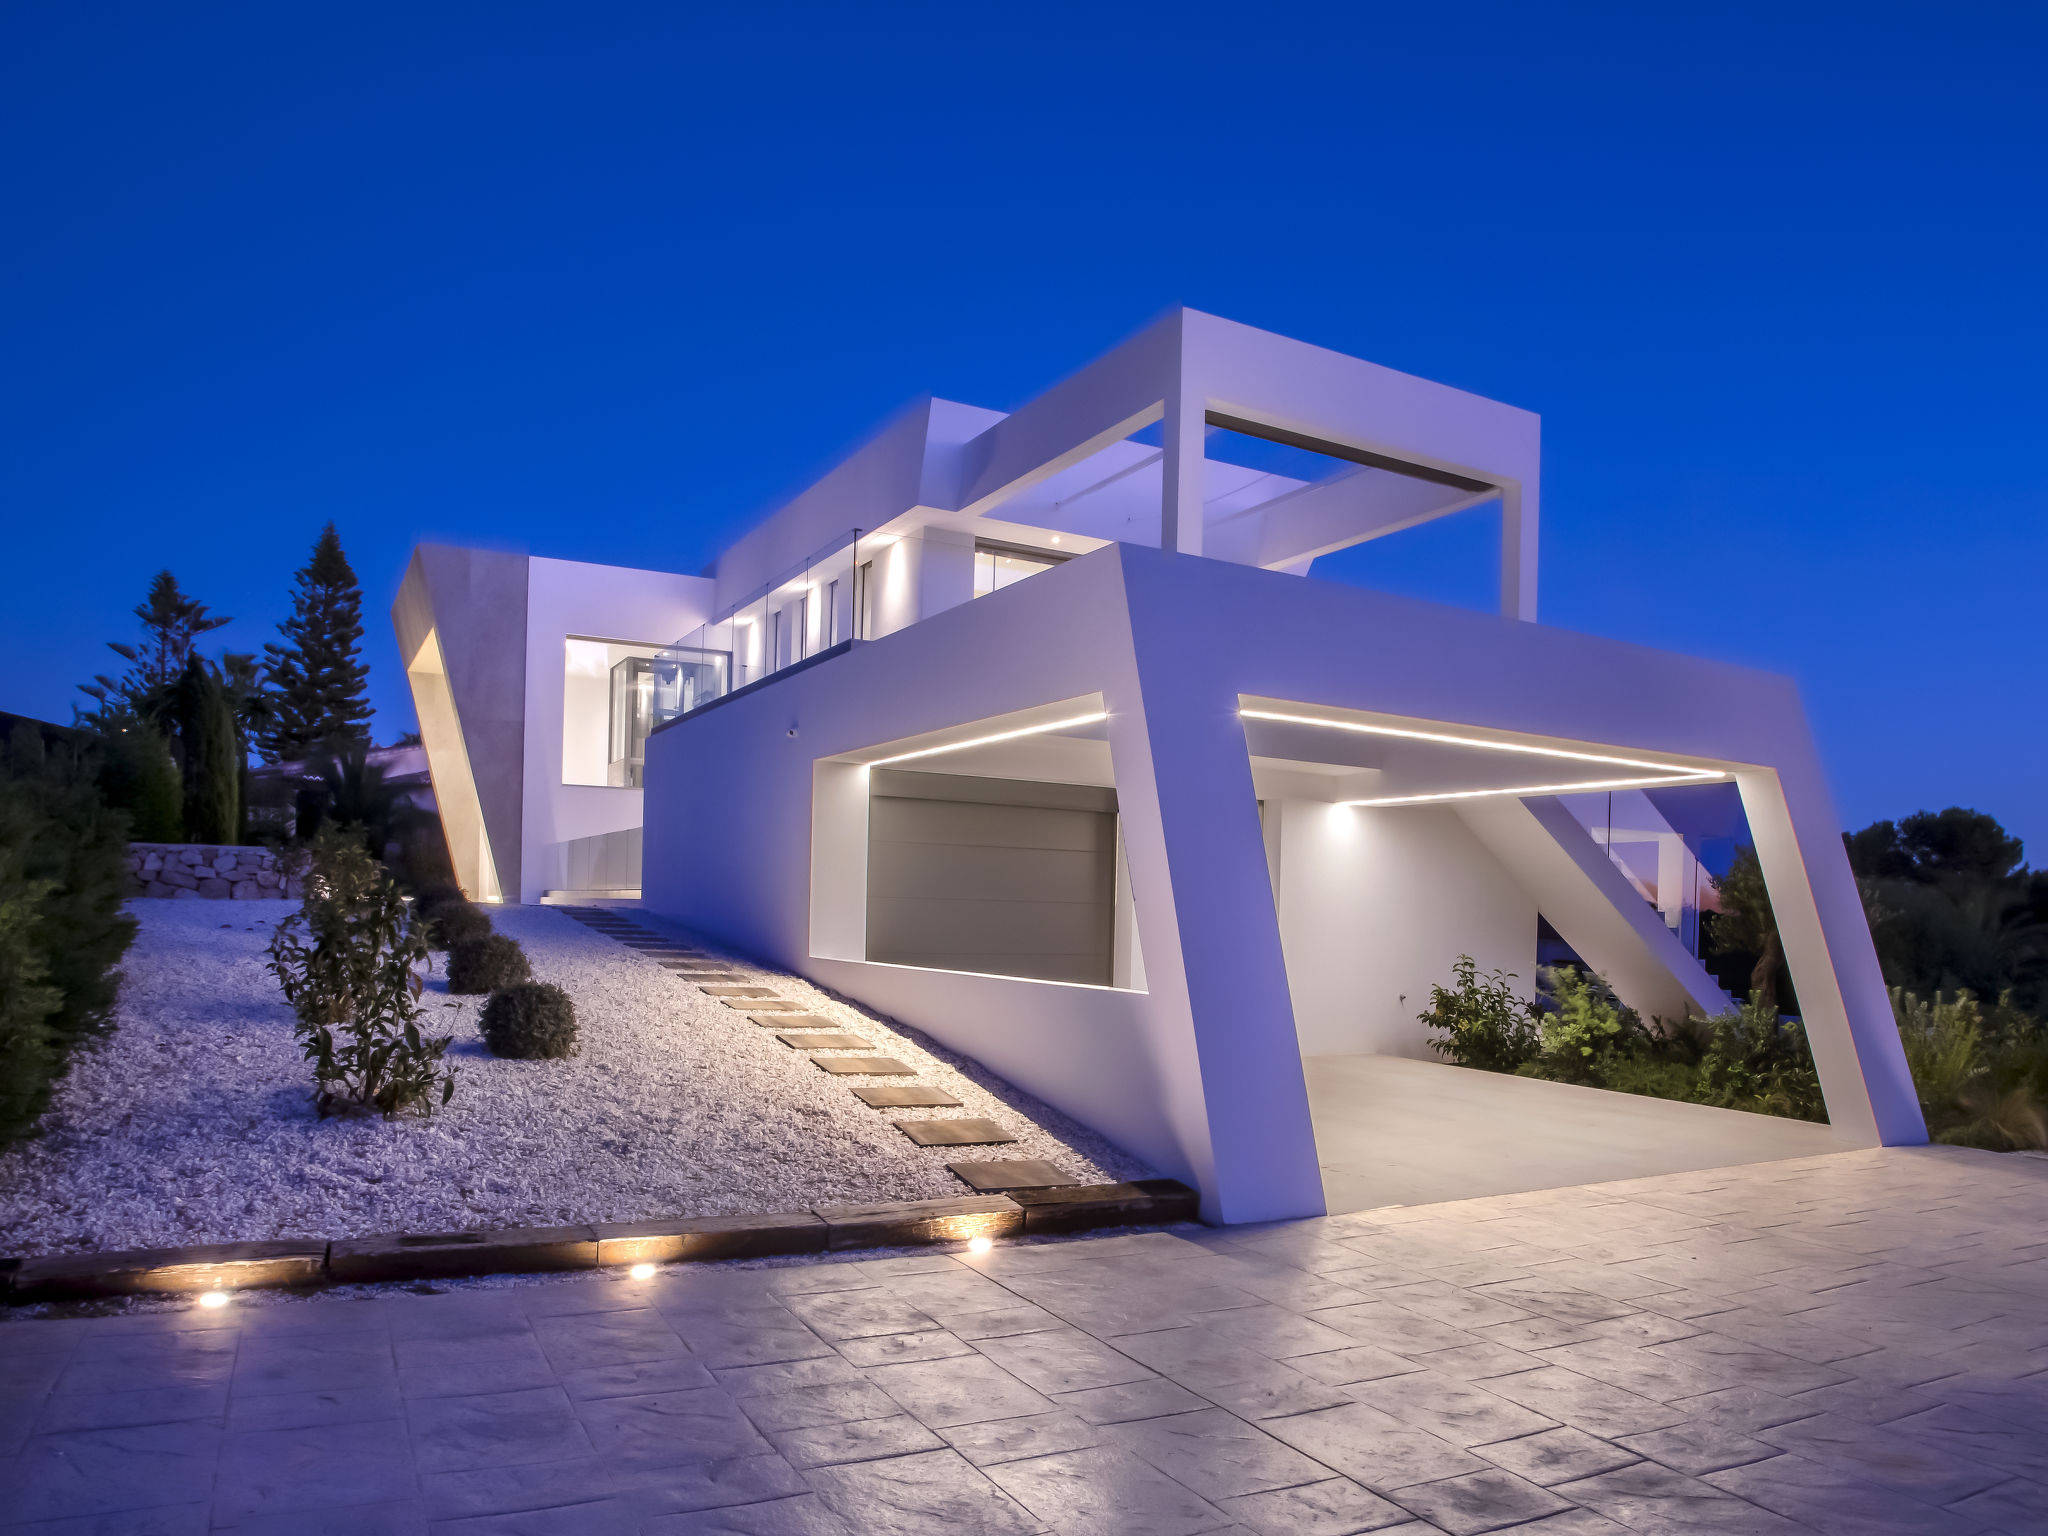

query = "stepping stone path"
(775, 1031), (869, 1050)
(949, 1159), (1081, 1190)
(813, 1055), (915, 1075)
(558, 906), (1076, 1196)
(851, 1083), (963, 1108)
(894, 1117), (1015, 1147)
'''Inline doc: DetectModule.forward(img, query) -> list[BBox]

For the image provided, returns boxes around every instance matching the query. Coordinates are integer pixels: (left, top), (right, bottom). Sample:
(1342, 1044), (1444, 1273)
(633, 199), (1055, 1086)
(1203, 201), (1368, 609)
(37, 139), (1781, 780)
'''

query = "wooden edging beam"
(1, 1179), (1199, 1303)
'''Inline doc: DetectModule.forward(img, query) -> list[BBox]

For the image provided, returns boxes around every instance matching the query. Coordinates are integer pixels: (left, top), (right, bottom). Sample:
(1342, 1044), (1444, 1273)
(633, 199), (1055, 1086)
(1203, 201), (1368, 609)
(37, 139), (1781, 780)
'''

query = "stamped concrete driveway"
(4, 1145), (2047, 1535)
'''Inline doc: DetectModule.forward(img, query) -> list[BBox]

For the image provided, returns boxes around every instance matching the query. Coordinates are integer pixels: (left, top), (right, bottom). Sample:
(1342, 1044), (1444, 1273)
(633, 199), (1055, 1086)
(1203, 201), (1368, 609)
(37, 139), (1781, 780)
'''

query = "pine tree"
(263, 524), (373, 761)
(77, 571), (230, 730)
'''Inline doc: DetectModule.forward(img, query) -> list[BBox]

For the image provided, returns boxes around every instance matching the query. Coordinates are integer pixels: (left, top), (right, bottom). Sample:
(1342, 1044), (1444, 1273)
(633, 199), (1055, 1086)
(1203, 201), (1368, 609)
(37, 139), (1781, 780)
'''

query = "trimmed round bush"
(447, 933), (531, 994)
(410, 882), (463, 917)
(480, 981), (579, 1060)
(429, 901), (493, 951)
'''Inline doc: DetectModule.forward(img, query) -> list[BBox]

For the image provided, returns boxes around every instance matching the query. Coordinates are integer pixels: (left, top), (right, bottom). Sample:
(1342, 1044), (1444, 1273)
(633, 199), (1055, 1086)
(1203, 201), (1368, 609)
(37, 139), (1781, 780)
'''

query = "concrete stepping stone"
(813, 1056), (914, 1076)
(777, 1032), (869, 1050)
(895, 1118), (1015, 1147)
(701, 985), (775, 997)
(851, 1084), (962, 1108)
(947, 1159), (1079, 1191)
(725, 998), (797, 1011)
(753, 1013), (838, 1028)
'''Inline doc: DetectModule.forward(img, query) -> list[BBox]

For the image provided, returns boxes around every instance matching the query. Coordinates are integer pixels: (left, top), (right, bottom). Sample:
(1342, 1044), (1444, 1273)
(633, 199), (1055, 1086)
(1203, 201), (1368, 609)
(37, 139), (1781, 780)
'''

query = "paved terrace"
(4, 1146), (2046, 1534)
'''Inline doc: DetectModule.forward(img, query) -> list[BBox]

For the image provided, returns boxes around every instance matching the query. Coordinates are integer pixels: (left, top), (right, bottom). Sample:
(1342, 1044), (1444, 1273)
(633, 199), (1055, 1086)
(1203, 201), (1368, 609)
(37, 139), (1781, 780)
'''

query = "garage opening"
(1240, 695), (1852, 1214)
(866, 770), (1118, 986)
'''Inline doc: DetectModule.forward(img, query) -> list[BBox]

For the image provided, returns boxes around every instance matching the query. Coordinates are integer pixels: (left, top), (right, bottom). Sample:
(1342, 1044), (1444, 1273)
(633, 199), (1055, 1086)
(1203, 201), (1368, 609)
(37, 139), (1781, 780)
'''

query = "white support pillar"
(1500, 482), (1539, 621)
(1160, 385), (1205, 556)
(1735, 767), (1925, 1146)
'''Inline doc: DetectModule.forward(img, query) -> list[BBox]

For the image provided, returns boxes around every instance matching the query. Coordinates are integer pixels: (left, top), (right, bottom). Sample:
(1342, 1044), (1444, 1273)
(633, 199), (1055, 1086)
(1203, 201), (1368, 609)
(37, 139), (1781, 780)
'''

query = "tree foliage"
(262, 524), (373, 761)
(95, 717), (184, 842)
(267, 831), (454, 1117)
(1709, 845), (1786, 1015)
(0, 723), (138, 1148)
(1847, 809), (2046, 1016)
(77, 571), (231, 730)
(171, 656), (241, 844)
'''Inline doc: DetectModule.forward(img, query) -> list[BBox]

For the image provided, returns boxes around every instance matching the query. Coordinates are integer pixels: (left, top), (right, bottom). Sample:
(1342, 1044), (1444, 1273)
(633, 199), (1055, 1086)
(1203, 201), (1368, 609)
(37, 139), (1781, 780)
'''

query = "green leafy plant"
(447, 932), (531, 994)
(1528, 966), (1646, 1080)
(480, 981), (579, 1059)
(0, 726), (137, 1148)
(267, 831), (455, 1117)
(1418, 955), (1538, 1072)
(1687, 997), (1826, 1121)
(1892, 987), (2047, 1150)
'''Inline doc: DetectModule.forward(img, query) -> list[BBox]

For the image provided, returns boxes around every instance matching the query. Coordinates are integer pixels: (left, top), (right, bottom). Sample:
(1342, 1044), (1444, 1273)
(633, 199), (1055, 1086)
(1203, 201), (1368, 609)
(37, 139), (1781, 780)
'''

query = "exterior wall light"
(1238, 708), (1718, 780)
(867, 711), (1108, 768)
(1341, 772), (1727, 808)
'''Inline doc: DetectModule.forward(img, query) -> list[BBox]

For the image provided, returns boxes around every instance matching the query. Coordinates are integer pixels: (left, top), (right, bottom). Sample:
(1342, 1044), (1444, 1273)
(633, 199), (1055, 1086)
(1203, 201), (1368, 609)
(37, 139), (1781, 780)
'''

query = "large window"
(973, 541), (1063, 598)
(563, 637), (670, 788)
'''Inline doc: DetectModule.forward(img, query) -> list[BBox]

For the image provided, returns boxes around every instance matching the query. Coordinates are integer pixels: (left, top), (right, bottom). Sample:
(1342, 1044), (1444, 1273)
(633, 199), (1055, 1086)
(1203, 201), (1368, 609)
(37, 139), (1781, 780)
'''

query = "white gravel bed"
(0, 901), (1153, 1257)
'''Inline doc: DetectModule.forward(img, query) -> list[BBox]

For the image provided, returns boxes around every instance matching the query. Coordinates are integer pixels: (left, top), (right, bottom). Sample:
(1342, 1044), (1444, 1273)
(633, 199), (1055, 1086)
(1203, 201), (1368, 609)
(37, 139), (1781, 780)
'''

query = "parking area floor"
(4, 1144), (2046, 1534)
(1304, 1054), (1854, 1213)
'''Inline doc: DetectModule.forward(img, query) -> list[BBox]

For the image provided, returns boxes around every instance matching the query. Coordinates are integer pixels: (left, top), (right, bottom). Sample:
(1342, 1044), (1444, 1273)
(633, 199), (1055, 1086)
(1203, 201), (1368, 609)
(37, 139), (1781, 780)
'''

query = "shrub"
(1419, 955), (1538, 1072)
(0, 726), (137, 1149)
(448, 932), (531, 994)
(480, 981), (579, 1059)
(429, 901), (493, 950)
(267, 830), (455, 1116)
(1894, 987), (2047, 1150)
(96, 718), (183, 842)
(1525, 966), (1649, 1082)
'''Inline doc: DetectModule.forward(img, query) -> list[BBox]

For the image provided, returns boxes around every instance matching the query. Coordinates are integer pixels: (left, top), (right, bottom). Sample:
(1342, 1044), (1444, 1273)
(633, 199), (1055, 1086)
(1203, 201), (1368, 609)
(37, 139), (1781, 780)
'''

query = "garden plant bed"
(0, 902), (1154, 1258)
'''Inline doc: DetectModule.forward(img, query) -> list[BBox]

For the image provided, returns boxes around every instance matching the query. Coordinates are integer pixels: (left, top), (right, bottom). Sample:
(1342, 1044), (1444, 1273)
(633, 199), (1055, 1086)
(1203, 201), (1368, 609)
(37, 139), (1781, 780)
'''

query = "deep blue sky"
(4, 4), (2043, 854)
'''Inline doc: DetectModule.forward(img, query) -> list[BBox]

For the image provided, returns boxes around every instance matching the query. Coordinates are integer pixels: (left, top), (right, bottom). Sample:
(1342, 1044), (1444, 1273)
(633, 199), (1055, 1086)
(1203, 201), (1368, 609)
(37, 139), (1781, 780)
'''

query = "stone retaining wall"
(127, 843), (303, 900)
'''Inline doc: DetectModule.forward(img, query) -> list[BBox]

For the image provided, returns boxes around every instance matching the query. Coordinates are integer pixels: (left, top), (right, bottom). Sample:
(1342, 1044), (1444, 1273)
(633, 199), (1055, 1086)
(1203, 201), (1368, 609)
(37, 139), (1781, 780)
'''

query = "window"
(973, 541), (1063, 598)
(853, 561), (873, 639)
(562, 637), (669, 788)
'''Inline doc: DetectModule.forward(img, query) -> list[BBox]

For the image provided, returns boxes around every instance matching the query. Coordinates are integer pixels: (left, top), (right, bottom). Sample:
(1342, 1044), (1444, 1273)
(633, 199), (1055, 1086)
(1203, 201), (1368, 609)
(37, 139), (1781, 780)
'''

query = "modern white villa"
(396, 309), (1926, 1223)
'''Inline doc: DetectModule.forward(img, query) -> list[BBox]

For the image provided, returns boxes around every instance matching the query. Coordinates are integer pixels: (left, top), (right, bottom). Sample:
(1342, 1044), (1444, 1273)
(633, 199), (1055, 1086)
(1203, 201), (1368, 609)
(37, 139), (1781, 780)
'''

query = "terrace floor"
(5, 1145), (2047, 1534)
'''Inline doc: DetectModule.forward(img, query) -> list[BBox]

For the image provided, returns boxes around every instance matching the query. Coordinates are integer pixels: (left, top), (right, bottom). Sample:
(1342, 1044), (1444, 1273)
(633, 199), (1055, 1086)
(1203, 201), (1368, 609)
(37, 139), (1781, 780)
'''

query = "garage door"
(866, 769), (1118, 985)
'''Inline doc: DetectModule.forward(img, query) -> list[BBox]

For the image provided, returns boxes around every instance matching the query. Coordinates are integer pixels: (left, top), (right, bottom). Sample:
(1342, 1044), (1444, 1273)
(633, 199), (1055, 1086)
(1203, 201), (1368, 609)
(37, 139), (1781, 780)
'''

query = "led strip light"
(1237, 708), (1722, 806)
(868, 711), (1109, 768)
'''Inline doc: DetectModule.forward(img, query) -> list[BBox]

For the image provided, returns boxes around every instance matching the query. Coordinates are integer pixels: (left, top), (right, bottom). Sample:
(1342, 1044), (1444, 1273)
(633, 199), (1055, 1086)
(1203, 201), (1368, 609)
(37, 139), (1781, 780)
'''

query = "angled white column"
(1737, 767), (1924, 1146)
(1460, 795), (1732, 1022)
(1115, 568), (1324, 1222)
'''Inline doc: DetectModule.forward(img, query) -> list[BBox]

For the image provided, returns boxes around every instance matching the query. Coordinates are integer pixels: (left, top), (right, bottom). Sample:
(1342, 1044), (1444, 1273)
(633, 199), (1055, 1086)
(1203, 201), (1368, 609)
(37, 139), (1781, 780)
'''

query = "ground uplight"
(967, 1236), (993, 1255)
(629, 1263), (657, 1279)
(198, 1290), (230, 1309)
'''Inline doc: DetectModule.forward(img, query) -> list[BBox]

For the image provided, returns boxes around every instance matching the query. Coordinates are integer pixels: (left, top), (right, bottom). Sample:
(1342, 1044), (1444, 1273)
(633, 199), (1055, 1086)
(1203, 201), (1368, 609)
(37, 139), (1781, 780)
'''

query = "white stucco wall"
(641, 542), (1924, 1222)
(1275, 800), (1536, 1059)
(520, 556), (715, 904)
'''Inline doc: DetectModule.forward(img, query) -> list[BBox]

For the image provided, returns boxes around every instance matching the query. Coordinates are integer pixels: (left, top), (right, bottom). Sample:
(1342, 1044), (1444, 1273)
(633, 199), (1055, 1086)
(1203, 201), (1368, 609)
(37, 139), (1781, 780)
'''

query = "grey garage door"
(866, 769), (1117, 986)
